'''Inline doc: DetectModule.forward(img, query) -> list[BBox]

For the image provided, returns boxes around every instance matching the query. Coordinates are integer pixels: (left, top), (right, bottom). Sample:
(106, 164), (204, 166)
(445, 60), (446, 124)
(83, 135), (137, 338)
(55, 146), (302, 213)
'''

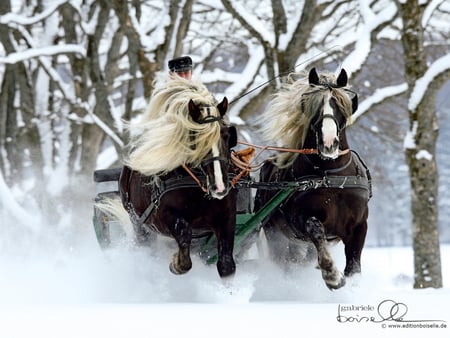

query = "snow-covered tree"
(0, 0), (190, 222)
(1, 0), (450, 289)
(397, 0), (449, 289)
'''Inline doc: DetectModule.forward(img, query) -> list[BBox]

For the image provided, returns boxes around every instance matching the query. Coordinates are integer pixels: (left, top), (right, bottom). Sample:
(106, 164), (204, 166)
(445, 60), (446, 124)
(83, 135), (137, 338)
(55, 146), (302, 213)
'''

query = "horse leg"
(133, 222), (157, 246)
(216, 237), (236, 278)
(263, 221), (291, 263)
(168, 218), (193, 275)
(215, 220), (236, 278)
(264, 218), (311, 265)
(343, 221), (367, 277)
(306, 217), (345, 290)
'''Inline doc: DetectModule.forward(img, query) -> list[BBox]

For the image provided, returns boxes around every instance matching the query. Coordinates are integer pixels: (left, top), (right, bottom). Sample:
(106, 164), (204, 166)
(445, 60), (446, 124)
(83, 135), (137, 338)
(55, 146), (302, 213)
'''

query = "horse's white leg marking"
(318, 247), (344, 288)
(212, 143), (225, 194)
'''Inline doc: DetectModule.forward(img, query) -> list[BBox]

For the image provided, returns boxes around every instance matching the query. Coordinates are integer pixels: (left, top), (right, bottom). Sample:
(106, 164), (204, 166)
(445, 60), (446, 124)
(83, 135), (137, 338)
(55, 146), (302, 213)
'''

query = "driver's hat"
(168, 56), (192, 72)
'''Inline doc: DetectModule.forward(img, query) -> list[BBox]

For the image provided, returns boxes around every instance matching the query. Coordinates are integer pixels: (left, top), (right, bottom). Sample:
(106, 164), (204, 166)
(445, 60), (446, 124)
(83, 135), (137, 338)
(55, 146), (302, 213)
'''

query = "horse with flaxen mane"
(99, 78), (238, 278)
(254, 68), (371, 289)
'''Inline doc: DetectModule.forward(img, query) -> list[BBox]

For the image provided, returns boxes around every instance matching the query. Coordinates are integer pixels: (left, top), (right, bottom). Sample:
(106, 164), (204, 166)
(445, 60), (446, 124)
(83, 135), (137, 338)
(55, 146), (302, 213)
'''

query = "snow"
(423, 0), (444, 26)
(353, 83), (408, 123)
(87, 112), (124, 148)
(0, 173), (39, 231)
(0, 219), (449, 338)
(0, 45), (86, 64)
(404, 121), (418, 150)
(96, 146), (119, 169)
(342, 1), (397, 77)
(278, 3), (304, 51)
(1, 1), (450, 337)
(223, 1), (274, 46)
(0, 0), (67, 26)
(408, 54), (450, 111)
(416, 149), (433, 161)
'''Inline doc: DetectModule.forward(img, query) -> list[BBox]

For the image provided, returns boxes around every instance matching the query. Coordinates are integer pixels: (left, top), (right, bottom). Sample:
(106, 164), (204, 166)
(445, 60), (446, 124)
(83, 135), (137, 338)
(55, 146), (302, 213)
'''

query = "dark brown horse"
(100, 79), (238, 278)
(254, 68), (371, 289)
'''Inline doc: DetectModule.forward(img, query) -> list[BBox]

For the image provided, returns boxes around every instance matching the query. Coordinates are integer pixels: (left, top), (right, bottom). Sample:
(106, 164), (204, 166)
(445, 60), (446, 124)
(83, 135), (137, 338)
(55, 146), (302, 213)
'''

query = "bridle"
(183, 85), (356, 191)
(303, 86), (354, 159)
(182, 156), (230, 194)
(311, 112), (345, 133)
(312, 112), (350, 159)
(183, 112), (231, 194)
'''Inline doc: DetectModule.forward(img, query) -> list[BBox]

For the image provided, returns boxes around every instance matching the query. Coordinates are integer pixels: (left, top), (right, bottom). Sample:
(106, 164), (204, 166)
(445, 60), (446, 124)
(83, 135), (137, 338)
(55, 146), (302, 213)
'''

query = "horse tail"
(94, 195), (135, 240)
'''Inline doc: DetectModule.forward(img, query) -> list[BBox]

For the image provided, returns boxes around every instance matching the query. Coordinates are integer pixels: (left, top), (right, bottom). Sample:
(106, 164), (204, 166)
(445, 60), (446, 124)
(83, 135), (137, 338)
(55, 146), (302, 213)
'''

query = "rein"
(181, 141), (350, 192)
(182, 164), (208, 193)
(237, 140), (318, 155)
(229, 140), (349, 186)
(234, 140), (348, 169)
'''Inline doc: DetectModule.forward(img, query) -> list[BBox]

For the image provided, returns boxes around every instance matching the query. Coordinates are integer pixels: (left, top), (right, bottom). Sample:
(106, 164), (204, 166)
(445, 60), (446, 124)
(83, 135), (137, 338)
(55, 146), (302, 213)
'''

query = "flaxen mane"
(125, 78), (221, 175)
(141, 76), (217, 122)
(259, 71), (354, 167)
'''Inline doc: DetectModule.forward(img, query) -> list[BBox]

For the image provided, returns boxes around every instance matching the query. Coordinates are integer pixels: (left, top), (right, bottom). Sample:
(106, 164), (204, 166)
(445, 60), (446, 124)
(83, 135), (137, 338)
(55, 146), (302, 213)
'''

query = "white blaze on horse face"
(211, 143), (226, 198)
(321, 95), (339, 158)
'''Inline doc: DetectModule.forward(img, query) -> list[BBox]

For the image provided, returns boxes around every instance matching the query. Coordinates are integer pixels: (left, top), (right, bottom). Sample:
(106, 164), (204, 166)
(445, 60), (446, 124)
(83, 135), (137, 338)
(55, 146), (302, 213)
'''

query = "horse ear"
(217, 97), (228, 117)
(309, 68), (320, 85)
(228, 126), (237, 148)
(351, 93), (358, 114)
(337, 69), (348, 87)
(188, 99), (201, 123)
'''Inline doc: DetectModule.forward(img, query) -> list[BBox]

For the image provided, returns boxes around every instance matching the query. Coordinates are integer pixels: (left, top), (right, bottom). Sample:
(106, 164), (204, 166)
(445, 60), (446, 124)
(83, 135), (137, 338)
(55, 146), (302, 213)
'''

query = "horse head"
(188, 97), (237, 199)
(307, 68), (357, 160)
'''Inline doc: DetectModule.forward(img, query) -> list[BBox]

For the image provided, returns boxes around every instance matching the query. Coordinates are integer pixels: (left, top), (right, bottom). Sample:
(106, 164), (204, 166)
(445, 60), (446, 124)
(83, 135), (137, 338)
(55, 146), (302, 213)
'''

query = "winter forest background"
(0, 0), (449, 282)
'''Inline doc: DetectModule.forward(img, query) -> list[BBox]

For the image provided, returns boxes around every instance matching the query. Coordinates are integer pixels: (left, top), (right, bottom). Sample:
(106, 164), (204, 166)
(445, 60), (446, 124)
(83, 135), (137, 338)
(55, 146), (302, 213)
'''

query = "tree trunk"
(173, 0), (193, 57)
(398, 0), (442, 288)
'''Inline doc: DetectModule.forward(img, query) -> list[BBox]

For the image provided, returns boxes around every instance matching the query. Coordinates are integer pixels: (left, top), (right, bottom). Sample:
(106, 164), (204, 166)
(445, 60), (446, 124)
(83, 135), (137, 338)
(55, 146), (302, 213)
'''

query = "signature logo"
(337, 299), (447, 325)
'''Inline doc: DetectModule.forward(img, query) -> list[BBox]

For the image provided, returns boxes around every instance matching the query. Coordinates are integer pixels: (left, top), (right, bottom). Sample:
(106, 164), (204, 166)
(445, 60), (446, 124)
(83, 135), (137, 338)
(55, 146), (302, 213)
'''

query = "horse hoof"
(218, 267), (236, 278)
(217, 257), (236, 278)
(326, 275), (346, 290)
(344, 266), (361, 277)
(169, 262), (189, 275)
(169, 251), (192, 275)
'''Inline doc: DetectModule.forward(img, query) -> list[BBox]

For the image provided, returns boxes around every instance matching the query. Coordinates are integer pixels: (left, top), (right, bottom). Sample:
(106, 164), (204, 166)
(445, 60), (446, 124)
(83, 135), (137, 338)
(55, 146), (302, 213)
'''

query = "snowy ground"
(0, 227), (449, 338)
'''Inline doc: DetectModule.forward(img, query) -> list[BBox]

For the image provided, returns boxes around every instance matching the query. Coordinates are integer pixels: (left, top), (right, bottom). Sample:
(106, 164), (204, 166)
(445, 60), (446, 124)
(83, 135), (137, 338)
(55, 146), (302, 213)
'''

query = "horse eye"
(330, 99), (346, 125)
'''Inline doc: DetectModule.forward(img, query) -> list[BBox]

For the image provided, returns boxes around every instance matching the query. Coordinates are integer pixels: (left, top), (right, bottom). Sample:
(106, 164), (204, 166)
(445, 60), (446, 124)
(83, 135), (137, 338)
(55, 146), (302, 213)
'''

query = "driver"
(168, 56), (193, 80)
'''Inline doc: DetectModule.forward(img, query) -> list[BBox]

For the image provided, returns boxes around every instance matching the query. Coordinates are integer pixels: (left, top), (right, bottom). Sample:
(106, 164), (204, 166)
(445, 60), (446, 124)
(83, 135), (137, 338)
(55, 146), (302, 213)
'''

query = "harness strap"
(350, 150), (373, 199)
(129, 175), (208, 228)
(200, 156), (228, 167)
(249, 150), (372, 199)
(235, 175), (371, 194)
(306, 175), (371, 192)
(182, 164), (208, 192)
(128, 200), (155, 227)
(124, 168), (209, 229)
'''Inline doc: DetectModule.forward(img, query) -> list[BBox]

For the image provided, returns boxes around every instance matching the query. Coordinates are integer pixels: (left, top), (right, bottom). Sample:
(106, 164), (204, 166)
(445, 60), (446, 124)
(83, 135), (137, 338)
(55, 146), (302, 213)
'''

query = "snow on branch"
(0, 0), (69, 26)
(422, 0), (444, 26)
(11, 25), (82, 105)
(408, 54), (450, 111)
(0, 45), (86, 64)
(8, 26), (86, 106)
(342, 2), (397, 77)
(351, 83), (408, 123)
(220, 0), (274, 46)
(86, 112), (124, 148)
(404, 120), (418, 150)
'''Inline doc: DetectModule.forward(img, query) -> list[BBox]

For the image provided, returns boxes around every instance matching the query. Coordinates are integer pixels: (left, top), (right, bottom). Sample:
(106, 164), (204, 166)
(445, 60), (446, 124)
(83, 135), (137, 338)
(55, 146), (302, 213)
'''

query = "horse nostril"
(213, 182), (225, 193)
(323, 138), (339, 151)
